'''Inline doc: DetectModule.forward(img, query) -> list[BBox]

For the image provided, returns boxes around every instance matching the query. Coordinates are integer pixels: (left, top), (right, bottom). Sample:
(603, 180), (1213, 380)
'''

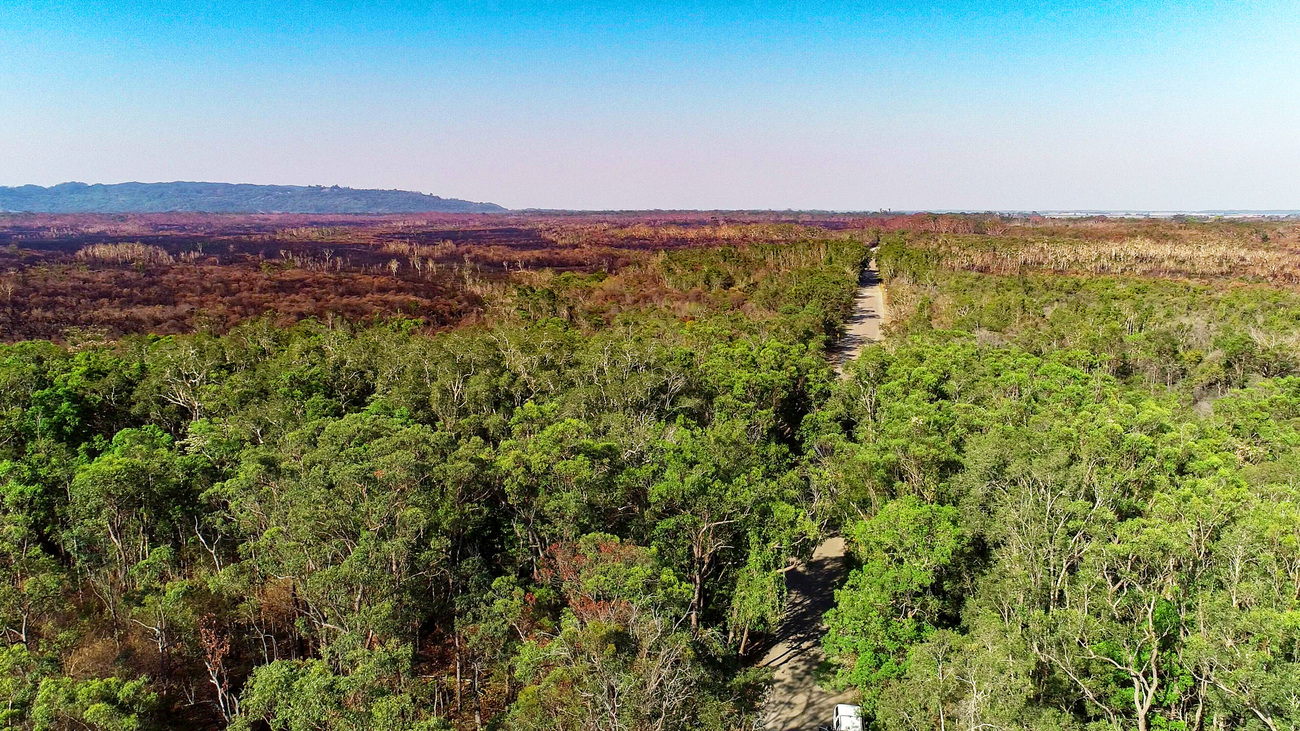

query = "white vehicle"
(831, 703), (863, 731)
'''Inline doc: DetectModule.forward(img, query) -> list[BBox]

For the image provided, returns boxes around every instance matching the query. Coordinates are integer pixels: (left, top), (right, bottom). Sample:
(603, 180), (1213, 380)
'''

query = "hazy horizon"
(4, 1), (1299, 211)
(5, 180), (1300, 218)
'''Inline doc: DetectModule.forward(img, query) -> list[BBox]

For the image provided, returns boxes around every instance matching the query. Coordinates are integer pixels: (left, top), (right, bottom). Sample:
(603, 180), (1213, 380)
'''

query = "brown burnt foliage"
(0, 214), (556, 341)
(899, 219), (1300, 285)
(0, 211), (1296, 342)
(0, 212), (867, 341)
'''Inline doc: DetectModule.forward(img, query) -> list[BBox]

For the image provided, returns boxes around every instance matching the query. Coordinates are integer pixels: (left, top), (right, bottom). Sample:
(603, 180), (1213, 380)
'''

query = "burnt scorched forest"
(1, 212), (1300, 731)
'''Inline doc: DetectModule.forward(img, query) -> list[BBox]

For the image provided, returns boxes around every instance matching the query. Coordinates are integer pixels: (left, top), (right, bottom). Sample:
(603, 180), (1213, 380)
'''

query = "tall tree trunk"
(690, 568), (703, 636)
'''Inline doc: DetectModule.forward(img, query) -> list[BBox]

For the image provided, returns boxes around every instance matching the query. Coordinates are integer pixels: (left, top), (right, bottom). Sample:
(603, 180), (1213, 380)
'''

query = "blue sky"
(2, 1), (1298, 210)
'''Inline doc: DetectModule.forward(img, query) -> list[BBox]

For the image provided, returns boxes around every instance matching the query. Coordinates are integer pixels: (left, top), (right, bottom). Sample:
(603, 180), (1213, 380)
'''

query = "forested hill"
(0, 182), (507, 213)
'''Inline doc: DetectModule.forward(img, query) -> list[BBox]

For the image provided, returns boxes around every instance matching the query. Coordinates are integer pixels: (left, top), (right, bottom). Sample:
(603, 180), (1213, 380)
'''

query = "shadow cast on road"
(829, 265), (885, 372)
(756, 541), (855, 731)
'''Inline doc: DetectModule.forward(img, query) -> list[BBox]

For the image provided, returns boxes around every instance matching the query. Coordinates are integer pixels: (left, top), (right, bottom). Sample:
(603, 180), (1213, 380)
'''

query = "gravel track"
(758, 257), (885, 729)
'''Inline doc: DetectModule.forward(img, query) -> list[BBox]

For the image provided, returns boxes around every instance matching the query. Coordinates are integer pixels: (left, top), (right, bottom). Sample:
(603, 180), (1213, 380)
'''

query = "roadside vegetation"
(1, 212), (1298, 730)
(817, 230), (1300, 731)
(0, 227), (867, 730)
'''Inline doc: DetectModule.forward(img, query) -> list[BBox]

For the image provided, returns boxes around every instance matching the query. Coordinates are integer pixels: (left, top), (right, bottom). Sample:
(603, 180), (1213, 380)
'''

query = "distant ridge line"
(0, 181), (507, 214)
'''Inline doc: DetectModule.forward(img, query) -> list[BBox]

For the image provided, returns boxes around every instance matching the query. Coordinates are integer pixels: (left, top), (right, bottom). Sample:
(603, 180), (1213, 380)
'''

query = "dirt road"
(757, 259), (885, 729)
(830, 256), (887, 373)
(756, 538), (856, 730)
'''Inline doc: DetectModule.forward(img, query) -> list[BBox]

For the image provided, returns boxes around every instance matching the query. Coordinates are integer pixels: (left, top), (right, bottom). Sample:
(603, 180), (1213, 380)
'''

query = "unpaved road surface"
(757, 261), (886, 729)
(757, 538), (856, 730)
(830, 257), (887, 373)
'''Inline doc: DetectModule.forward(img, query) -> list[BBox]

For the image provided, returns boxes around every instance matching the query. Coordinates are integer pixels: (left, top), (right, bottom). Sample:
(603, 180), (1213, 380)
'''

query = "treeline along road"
(3, 216), (1300, 730)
